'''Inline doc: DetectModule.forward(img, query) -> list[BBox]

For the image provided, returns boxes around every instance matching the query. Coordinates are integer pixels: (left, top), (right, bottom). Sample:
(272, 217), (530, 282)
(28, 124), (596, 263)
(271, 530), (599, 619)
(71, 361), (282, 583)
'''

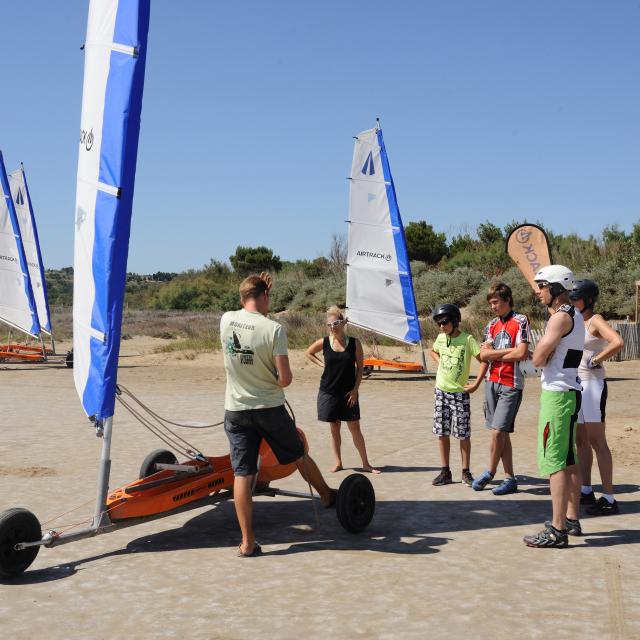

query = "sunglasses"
(327, 319), (344, 329)
(435, 318), (451, 326)
(536, 281), (551, 290)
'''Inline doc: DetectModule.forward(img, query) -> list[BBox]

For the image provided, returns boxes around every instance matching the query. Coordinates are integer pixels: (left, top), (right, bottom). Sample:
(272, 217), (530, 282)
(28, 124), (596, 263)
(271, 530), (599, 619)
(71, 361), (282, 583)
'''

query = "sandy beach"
(1, 337), (638, 639)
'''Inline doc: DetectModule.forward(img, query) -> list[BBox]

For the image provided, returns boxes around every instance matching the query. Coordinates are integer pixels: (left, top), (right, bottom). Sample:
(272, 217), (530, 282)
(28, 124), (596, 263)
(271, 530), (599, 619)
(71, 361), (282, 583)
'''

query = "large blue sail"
(346, 125), (421, 344)
(0, 151), (39, 337)
(73, 0), (151, 420)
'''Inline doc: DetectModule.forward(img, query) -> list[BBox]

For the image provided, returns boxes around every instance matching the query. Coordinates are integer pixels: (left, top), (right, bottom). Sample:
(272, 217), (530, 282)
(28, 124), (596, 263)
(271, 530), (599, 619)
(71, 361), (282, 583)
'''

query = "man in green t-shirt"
(221, 273), (336, 557)
(429, 304), (488, 487)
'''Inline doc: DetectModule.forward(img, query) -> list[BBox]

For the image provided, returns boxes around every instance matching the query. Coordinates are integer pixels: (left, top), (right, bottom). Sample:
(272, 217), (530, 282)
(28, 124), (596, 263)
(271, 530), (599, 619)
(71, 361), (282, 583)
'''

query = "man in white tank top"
(523, 265), (585, 548)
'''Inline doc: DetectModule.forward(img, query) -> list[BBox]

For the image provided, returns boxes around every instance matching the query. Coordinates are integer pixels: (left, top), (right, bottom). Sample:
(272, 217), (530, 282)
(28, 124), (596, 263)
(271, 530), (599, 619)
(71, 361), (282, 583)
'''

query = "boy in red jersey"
(473, 283), (531, 495)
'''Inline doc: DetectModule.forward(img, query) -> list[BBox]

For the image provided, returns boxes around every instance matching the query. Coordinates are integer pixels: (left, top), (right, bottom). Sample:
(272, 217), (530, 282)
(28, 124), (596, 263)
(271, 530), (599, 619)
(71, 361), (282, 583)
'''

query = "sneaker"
(472, 470), (494, 491)
(432, 468), (453, 486)
(580, 491), (596, 505)
(461, 469), (474, 487)
(523, 525), (568, 548)
(545, 518), (582, 536)
(492, 477), (518, 495)
(586, 496), (620, 516)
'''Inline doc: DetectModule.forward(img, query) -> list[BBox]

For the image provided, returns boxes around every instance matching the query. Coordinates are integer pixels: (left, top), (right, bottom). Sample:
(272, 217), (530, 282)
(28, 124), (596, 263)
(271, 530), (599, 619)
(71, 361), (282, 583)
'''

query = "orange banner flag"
(505, 224), (553, 291)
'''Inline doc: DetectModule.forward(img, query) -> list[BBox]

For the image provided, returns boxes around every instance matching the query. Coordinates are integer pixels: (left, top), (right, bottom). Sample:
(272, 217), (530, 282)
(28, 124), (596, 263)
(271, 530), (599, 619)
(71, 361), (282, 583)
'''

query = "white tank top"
(578, 317), (608, 380)
(541, 305), (585, 391)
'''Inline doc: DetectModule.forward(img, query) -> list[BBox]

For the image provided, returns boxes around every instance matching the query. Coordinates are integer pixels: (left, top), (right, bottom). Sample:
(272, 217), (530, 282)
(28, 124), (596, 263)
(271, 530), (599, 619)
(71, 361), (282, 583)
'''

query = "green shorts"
(537, 389), (581, 476)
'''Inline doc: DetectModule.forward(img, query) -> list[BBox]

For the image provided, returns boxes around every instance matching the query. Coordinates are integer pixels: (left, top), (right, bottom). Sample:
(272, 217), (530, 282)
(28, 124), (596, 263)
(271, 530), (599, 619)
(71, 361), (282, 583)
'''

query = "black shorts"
(224, 405), (305, 476)
(317, 389), (360, 422)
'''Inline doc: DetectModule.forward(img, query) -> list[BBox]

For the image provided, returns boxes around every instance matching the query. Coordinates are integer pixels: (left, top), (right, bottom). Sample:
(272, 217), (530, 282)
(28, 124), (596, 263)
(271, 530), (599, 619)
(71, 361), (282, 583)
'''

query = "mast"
(346, 121), (423, 360)
(73, 0), (150, 526)
(0, 151), (40, 340)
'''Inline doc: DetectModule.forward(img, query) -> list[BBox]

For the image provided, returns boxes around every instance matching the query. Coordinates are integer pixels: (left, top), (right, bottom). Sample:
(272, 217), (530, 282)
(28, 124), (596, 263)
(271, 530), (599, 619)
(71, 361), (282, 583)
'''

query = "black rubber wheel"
(0, 508), (41, 579)
(65, 349), (74, 368)
(139, 449), (178, 479)
(362, 365), (373, 378)
(336, 473), (375, 533)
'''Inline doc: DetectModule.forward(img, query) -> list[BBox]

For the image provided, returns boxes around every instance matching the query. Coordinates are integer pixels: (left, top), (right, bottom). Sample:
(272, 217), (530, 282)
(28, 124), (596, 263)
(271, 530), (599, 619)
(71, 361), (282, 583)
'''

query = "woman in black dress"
(305, 306), (380, 473)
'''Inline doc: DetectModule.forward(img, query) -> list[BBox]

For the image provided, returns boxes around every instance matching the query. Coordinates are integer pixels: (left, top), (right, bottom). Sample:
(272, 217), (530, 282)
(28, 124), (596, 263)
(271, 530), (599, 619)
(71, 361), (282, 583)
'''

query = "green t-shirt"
(220, 309), (288, 411)
(432, 331), (481, 393)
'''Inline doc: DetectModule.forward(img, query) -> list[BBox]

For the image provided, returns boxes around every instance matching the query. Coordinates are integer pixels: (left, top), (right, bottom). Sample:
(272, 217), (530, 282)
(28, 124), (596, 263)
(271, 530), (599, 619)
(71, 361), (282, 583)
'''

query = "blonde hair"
(326, 305), (345, 320)
(239, 275), (269, 302)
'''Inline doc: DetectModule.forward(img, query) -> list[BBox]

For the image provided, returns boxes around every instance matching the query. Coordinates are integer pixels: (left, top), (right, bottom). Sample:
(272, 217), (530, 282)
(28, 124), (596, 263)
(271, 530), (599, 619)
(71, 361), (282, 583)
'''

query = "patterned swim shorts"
(433, 388), (471, 439)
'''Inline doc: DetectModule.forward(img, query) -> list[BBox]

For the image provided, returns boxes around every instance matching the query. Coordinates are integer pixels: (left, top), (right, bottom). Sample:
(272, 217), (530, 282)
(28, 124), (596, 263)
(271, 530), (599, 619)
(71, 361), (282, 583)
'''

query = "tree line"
(45, 221), (640, 320)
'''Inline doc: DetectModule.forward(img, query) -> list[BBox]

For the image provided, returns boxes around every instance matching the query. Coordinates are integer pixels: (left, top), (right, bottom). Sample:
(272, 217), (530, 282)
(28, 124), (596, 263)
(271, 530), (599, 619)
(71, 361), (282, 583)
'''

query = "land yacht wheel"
(139, 449), (178, 479)
(0, 508), (41, 578)
(336, 473), (375, 533)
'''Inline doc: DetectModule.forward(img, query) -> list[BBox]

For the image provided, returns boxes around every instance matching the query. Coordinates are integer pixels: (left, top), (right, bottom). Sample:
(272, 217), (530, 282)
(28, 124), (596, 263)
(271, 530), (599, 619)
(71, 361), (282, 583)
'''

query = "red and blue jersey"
(483, 311), (530, 389)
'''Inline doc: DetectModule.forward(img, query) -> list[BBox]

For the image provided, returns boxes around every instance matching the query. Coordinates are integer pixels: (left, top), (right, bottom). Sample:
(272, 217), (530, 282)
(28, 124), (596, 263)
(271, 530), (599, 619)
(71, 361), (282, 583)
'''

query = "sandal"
(237, 543), (262, 557)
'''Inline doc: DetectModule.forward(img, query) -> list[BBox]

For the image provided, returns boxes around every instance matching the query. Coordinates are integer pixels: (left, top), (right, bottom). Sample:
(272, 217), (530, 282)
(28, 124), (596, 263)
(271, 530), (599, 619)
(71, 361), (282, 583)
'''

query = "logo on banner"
(0, 254), (17, 263)
(80, 128), (94, 151)
(15, 188), (25, 206)
(361, 152), (375, 176)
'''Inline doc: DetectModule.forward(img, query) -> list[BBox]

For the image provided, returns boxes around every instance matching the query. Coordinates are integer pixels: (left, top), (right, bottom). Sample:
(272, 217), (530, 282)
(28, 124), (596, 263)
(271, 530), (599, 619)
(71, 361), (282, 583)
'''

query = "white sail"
(9, 167), (52, 334)
(346, 126), (421, 344)
(0, 152), (39, 337)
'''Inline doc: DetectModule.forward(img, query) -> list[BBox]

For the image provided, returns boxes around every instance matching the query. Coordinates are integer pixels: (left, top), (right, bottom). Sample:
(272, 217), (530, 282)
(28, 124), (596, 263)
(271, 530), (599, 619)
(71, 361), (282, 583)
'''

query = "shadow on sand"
(7, 491), (639, 585)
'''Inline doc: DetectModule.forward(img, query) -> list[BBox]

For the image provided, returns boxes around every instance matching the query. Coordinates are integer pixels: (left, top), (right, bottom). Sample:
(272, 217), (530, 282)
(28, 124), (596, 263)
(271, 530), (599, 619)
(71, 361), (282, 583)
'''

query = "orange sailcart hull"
(107, 429), (308, 520)
(363, 358), (424, 372)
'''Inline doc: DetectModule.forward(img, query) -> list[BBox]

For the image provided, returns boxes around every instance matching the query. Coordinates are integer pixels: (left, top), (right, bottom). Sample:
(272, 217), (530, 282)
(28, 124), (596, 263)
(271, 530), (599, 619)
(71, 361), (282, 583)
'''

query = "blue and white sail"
(73, 0), (150, 420)
(9, 165), (52, 334)
(0, 151), (39, 337)
(346, 125), (421, 344)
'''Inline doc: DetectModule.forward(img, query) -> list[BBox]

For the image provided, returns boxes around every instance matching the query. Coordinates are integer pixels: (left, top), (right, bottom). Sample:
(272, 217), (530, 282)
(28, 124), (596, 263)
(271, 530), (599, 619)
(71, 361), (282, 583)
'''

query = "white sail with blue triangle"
(9, 165), (52, 335)
(0, 151), (40, 338)
(346, 123), (422, 346)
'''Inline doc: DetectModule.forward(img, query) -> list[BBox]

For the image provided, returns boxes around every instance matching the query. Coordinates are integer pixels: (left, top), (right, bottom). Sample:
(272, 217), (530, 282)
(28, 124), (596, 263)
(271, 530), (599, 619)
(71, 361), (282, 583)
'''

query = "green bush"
(413, 267), (485, 314)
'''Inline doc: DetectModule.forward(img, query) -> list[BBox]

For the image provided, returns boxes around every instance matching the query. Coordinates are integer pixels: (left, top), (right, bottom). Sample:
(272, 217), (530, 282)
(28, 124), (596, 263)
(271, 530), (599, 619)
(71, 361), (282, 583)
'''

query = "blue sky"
(1, 1), (639, 273)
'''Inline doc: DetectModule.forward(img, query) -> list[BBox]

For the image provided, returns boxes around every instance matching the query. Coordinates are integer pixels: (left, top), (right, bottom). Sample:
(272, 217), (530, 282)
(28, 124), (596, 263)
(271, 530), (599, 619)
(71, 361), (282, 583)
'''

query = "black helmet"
(569, 279), (599, 309)
(432, 303), (462, 326)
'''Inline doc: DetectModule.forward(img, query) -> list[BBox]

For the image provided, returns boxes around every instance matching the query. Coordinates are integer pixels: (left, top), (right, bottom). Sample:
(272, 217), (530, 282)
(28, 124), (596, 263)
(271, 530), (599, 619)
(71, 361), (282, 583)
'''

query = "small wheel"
(0, 508), (41, 578)
(336, 473), (375, 533)
(362, 365), (373, 379)
(139, 449), (178, 479)
(65, 349), (73, 368)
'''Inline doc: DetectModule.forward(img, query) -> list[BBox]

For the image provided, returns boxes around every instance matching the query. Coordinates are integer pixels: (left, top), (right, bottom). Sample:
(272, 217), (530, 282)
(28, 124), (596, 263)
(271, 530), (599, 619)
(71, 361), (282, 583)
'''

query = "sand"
(1, 337), (638, 639)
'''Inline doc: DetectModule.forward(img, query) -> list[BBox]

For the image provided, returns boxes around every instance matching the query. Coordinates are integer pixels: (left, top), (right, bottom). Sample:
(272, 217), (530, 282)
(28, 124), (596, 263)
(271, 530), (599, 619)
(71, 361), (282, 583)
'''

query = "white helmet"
(534, 264), (575, 292)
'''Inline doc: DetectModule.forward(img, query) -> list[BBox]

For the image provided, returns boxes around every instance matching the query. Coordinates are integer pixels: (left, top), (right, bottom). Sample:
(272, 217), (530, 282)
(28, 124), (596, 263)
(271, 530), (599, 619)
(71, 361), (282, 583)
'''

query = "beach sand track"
(0, 337), (638, 639)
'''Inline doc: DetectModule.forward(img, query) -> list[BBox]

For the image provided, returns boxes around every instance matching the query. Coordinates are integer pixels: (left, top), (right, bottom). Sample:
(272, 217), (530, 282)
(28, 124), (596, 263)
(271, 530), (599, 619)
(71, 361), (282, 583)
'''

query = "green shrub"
(413, 267), (485, 314)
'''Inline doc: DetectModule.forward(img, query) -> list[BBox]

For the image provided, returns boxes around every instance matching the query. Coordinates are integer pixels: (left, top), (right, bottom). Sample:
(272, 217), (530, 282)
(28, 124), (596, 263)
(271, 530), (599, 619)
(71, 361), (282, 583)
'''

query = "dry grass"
(50, 308), (545, 356)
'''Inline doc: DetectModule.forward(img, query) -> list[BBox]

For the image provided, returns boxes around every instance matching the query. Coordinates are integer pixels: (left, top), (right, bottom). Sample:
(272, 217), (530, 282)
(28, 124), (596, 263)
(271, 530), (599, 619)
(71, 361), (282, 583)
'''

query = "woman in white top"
(569, 280), (624, 516)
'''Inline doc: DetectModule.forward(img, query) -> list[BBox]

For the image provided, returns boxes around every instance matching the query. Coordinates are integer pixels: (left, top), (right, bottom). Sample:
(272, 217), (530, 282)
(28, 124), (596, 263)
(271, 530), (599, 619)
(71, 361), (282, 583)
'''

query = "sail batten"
(73, 0), (150, 420)
(346, 126), (421, 345)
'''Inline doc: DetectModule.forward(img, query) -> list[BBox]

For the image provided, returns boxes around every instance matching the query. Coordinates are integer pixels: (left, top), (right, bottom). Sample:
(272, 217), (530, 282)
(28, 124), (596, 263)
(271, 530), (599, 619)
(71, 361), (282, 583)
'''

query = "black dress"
(317, 336), (361, 422)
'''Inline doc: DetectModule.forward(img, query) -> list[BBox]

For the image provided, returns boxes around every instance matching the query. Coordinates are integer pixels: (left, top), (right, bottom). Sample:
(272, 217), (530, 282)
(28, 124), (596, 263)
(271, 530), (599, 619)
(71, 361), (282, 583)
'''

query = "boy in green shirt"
(429, 304), (488, 486)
